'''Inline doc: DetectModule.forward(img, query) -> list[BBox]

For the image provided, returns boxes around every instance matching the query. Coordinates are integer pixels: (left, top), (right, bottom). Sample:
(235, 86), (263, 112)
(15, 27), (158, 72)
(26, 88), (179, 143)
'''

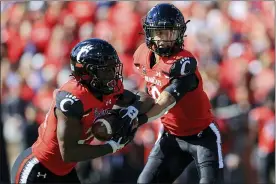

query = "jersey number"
(151, 86), (169, 115)
(151, 86), (161, 100)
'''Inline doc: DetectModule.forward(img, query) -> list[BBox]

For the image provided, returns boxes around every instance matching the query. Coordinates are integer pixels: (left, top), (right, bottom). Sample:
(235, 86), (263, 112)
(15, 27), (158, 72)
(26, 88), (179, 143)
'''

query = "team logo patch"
(37, 172), (47, 179)
(77, 45), (93, 62)
(60, 94), (79, 112)
(105, 99), (112, 106)
(179, 57), (191, 76)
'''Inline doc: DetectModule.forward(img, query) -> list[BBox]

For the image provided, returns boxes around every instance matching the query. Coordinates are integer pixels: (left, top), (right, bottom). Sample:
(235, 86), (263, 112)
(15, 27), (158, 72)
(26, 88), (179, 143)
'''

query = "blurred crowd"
(1, 1), (275, 184)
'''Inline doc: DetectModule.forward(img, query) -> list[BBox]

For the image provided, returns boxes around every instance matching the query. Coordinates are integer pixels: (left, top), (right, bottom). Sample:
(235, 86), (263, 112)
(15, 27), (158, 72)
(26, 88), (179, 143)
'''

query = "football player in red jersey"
(10, 38), (141, 183)
(134, 3), (224, 184)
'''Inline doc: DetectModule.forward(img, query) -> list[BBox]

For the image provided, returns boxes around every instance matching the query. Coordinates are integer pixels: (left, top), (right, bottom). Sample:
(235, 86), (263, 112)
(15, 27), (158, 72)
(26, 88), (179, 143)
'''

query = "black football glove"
(106, 136), (130, 153)
(111, 106), (138, 131)
(119, 106), (139, 122)
(107, 126), (136, 153)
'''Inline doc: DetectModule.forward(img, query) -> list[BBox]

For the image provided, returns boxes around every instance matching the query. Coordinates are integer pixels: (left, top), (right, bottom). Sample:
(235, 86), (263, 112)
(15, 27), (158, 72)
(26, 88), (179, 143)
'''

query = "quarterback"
(135, 3), (224, 184)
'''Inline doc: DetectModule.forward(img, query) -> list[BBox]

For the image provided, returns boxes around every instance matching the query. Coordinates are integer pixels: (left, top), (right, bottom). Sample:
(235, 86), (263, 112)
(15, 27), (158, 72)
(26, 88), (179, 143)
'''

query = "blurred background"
(1, 1), (275, 184)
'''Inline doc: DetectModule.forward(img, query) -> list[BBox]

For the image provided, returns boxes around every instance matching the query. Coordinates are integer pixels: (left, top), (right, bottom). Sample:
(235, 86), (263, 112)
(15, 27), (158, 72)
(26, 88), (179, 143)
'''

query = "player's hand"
(106, 117), (139, 153)
(119, 106), (139, 121)
(106, 133), (134, 153)
(118, 106), (139, 131)
(106, 109), (138, 137)
(106, 137), (125, 153)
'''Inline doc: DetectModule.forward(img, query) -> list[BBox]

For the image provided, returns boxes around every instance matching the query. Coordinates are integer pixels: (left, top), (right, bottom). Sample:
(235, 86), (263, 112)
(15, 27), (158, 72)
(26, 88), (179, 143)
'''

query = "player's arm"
(55, 91), (117, 162)
(114, 89), (138, 108)
(138, 57), (198, 124)
(114, 89), (152, 111)
(114, 89), (155, 131)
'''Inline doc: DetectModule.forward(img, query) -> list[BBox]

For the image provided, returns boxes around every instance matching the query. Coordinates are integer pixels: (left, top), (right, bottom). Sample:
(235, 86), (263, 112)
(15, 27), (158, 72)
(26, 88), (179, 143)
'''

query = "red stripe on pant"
(15, 153), (35, 184)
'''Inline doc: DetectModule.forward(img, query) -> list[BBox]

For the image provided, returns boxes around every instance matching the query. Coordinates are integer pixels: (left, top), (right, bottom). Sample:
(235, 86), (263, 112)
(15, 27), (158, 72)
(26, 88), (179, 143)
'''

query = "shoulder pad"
(55, 90), (84, 119)
(169, 57), (197, 78)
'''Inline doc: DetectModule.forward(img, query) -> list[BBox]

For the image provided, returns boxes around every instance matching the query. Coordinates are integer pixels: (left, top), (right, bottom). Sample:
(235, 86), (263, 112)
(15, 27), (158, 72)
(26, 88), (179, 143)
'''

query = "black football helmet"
(70, 38), (123, 95)
(143, 3), (190, 57)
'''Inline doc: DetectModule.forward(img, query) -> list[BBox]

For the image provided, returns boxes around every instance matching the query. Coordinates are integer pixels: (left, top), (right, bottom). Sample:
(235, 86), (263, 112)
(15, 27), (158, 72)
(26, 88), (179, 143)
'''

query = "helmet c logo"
(76, 45), (93, 62)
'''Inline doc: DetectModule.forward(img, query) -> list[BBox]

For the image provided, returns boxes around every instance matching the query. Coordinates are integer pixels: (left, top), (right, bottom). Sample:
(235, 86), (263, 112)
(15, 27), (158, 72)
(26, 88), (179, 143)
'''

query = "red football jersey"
(133, 43), (214, 136)
(32, 78), (123, 176)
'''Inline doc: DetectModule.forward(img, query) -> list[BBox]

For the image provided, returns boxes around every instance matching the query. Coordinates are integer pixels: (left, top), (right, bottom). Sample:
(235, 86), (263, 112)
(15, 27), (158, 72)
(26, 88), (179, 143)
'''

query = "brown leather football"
(92, 111), (140, 141)
(91, 114), (117, 141)
(91, 91), (154, 141)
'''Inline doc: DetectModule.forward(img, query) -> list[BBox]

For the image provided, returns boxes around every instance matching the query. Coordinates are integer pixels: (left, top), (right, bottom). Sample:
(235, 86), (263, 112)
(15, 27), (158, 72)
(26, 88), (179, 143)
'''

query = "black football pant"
(138, 122), (224, 184)
(10, 147), (80, 184)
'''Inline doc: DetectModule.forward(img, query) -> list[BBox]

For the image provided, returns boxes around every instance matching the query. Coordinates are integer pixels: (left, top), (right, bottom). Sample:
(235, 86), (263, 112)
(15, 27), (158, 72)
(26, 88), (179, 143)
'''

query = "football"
(91, 91), (155, 141)
(135, 91), (155, 115)
(92, 112), (139, 141)
(92, 113), (118, 141)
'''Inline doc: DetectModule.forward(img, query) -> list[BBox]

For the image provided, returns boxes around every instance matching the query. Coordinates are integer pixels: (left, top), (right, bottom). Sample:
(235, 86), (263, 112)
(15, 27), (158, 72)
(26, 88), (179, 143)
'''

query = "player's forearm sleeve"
(164, 74), (199, 103)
